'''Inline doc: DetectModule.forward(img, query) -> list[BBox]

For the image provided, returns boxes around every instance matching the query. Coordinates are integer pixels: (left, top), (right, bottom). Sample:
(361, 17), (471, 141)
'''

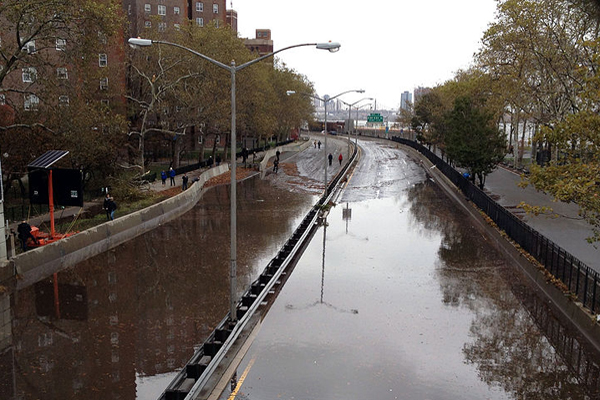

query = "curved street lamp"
(287, 89), (365, 194)
(339, 97), (374, 160)
(129, 37), (341, 324)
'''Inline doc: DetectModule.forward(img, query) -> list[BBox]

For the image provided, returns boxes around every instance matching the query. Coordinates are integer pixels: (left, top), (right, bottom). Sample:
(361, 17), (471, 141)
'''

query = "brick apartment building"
(123, 0), (227, 36)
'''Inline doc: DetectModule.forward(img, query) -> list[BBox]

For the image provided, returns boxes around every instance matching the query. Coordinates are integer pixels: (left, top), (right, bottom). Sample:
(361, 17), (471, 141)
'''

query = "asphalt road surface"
(216, 138), (600, 400)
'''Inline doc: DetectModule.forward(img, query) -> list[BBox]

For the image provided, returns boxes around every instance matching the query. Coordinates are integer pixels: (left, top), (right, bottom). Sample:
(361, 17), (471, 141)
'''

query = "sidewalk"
(485, 166), (600, 271)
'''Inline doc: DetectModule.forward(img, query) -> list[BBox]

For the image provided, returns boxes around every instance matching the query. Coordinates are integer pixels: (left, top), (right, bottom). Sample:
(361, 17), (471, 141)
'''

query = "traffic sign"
(367, 113), (383, 123)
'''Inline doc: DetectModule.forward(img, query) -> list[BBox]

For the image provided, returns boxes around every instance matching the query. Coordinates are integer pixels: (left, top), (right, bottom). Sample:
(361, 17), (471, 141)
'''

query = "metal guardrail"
(391, 136), (600, 316)
(159, 143), (358, 400)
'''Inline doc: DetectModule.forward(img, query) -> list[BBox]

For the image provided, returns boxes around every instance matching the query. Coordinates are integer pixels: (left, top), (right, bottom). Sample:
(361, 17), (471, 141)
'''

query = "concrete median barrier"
(11, 164), (229, 290)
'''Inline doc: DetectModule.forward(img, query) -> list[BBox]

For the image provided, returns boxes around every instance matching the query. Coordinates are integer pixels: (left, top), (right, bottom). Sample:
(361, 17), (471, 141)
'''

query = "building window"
(56, 67), (68, 79)
(158, 5), (166, 15)
(196, 17), (203, 26)
(24, 94), (39, 111)
(22, 67), (37, 83)
(213, 3), (218, 13)
(100, 77), (108, 90)
(24, 40), (36, 54)
(56, 38), (66, 51)
(98, 31), (107, 44)
(196, 2), (203, 12)
(101, 99), (110, 107)
(144, 20), (151, 28)
(144, 3), (151, 13)
(174, 23), (180, 30)
(59, 95), (69, 106)
(158, 22), (167, 32)
(0, 94), (5, 106)
(99, 53), (107, 67)
(174, 6), (180, 14)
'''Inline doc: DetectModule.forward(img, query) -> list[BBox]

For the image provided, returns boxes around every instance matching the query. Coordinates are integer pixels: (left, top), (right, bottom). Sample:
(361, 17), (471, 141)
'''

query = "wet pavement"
(217, 139), (600, 400)
(0, 178), (316, 399)
(2, 137), (600, 399)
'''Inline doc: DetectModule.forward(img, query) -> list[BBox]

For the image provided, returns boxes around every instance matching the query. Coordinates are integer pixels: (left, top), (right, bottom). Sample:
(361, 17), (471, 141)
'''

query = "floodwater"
(0, 177), (316, 399)
(218, 140), (600, 400)
(2, 138), (600, 399)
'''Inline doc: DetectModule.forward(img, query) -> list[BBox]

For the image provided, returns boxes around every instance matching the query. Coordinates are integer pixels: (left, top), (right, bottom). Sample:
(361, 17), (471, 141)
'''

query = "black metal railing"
(392, 136), (600, 315)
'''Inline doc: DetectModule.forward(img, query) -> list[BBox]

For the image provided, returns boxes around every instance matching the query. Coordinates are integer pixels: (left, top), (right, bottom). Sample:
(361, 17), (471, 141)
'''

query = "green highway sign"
(367, 113), (384, 123)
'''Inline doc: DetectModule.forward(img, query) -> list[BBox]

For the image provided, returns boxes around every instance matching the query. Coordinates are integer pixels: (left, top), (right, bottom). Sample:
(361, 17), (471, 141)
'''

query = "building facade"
(244, 29), (273, 56)
(400, 91), (412, 111)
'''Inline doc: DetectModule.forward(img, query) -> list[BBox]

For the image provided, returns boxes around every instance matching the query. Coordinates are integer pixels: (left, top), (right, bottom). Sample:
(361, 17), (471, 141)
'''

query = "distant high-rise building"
(400, 91), (412, 111)
(413, 86), (431, 105)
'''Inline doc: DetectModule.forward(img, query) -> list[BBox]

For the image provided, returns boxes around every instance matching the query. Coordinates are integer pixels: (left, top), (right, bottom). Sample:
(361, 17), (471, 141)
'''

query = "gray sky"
(233, 0), (498, 110)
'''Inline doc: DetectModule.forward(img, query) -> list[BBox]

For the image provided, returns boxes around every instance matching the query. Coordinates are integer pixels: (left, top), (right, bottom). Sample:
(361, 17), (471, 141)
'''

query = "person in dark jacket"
(182, 173), (189, 190)
(17, 221), (38, 251)
(107, 197), (117, 220)
(169, 167), (176, 186)
(328, 153), (333, 166)
(103, 193), (111, 220)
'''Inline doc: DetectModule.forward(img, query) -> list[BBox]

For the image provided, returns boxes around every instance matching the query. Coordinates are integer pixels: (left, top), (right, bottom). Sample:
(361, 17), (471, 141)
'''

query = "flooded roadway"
(1, 137), (600, 399)
(218, 138), (600, 400)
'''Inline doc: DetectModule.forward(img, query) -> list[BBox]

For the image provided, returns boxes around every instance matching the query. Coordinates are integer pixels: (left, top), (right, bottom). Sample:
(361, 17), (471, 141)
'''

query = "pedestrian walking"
(328, 153), (333, 166)
(318, 141), (321, 149)
(17, 220), (38, 251)
(169, 167), (175, 186)
(276, 150), (281, 161)
(313, 140), (317, 148)
(338, 153), (343, 165)
(160, 170), (167, 186)
(273, 158), (279, 173)
(182, 173), (189, 190)
(103, 193), (111, 220)
(107, 197), (117, 221)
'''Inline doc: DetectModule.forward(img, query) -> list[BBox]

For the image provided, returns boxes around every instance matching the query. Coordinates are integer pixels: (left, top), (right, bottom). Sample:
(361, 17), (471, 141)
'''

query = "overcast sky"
(233, 0), (498, 110)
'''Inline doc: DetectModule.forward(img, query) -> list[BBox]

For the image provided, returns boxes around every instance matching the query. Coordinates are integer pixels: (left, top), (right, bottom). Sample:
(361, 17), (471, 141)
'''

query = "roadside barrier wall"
(8, 164), (229, 289)
(259, 141), (312, 172)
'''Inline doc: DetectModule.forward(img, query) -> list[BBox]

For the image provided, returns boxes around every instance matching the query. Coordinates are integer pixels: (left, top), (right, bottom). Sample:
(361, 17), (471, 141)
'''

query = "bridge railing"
(392, 136), (600, 316)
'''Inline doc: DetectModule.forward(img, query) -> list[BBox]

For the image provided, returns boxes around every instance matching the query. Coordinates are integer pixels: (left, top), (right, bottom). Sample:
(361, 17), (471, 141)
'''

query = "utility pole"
(0, 158), (6, 261)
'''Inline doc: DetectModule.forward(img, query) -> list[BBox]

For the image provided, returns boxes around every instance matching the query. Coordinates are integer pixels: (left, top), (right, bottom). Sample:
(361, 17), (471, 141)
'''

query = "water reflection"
(406, 180), (600, 398)
(0, 177), (315, 399)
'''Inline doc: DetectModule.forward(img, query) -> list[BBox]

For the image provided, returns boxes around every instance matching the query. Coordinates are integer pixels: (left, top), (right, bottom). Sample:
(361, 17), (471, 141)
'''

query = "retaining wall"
(6, 164), (229, 290)
(259, 141), (312, 172)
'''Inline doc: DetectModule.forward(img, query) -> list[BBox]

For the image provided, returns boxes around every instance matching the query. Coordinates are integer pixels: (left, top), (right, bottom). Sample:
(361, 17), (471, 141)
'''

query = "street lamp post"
(340, 97), (373, 161)
(287, 89), (365, 195)
(129, 37), (340, 324)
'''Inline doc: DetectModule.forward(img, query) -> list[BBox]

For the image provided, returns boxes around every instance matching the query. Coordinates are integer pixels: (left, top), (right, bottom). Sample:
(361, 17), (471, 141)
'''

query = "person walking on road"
(338, 153), (343, 165)
(318, 141), (321, 150)
(169, 167), (176, 186)
(273, 158), (279, 173)
(328, 153), (333, 166)
(160, 170), (167, 186)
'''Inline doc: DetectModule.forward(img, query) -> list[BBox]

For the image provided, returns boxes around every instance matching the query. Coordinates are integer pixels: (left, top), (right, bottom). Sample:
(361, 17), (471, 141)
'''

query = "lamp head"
(316, 41), (341, 53)
(128, 38), (153, 49)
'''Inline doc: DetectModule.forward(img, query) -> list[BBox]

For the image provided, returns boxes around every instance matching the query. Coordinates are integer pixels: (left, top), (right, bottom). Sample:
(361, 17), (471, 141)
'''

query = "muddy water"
(219, 179), (600, 399)
(0, 178), (316, 399)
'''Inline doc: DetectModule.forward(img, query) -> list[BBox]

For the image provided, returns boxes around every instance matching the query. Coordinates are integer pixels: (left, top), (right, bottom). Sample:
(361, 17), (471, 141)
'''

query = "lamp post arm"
(150, 39), (232, 71)
(329, 89), (365, 102)
(237, 42), (318, 71)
